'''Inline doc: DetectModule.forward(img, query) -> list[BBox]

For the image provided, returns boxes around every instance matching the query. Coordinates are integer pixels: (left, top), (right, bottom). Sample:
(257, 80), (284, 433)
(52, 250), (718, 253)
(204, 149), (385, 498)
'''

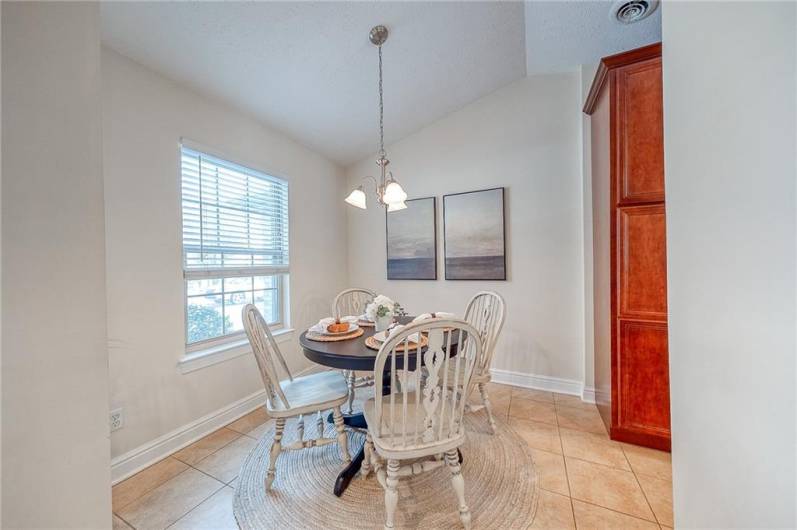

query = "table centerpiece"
(365, 294), (405, 332)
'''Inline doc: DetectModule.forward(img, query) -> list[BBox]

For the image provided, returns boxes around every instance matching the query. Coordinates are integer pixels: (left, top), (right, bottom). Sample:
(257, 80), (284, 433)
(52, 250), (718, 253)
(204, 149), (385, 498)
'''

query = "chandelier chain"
(378, 44), (385, 158)
(344, 25), (407, 211)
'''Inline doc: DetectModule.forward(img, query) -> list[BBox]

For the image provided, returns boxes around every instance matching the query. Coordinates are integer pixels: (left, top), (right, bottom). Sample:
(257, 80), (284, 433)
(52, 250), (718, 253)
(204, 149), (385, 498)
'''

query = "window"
(181, 145), (289, 350)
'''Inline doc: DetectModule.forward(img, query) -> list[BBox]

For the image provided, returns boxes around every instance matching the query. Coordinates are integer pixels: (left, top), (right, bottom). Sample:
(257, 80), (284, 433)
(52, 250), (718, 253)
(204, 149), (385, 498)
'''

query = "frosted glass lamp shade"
(382, 180), (407, 205)
(345, 187), (367, 209)
(387, 201), (408, 212)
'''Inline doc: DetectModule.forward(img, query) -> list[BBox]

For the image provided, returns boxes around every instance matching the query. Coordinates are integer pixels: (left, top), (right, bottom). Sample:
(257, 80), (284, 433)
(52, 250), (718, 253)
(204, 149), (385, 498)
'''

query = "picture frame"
(385, 196), (438, 280)
(443, 187), (506, 280)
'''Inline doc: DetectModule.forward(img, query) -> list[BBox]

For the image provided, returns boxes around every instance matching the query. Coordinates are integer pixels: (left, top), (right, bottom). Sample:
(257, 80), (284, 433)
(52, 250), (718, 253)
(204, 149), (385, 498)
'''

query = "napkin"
(309, 315), (358, 334)
(386, 324), (421, 343)
(412, 311), (455, 323)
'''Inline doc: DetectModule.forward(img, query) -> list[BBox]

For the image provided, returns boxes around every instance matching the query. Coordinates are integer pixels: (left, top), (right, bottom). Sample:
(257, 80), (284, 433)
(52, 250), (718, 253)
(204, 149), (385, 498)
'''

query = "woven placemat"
(364, 335), (428, 351)
(305, 327), (365, 342)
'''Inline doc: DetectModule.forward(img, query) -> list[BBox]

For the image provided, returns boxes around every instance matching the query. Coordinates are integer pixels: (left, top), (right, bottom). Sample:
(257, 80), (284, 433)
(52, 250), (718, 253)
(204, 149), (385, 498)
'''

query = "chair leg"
(445, 449), (471, 529)
(361, 432), (374, 479)
(345, 370), (356, 415)
(478, 382), (497, 434)
(384, 459), (400, 530)
(265, 417), (285, 490)
(297, 414), (305, 441)
(332, 406), (351, 462)
(316, 410), (324, 438)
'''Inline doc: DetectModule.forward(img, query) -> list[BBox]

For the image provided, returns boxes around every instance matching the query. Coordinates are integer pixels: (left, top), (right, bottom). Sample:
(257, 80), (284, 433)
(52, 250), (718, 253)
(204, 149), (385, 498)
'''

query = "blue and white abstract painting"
(386, 197), (437, 280)
(444, 188), (506, 280)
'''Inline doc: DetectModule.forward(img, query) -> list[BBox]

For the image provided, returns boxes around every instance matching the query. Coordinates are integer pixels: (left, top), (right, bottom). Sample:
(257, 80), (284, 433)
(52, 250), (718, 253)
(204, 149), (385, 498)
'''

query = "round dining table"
(299, 316), (461, 497)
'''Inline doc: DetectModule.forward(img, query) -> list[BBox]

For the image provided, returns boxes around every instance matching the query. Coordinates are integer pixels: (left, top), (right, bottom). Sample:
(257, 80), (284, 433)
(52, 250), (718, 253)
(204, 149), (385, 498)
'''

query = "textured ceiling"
(101, 2), (526, 166)
(525, 1), (661, 73)
(101, 1), (661, 166)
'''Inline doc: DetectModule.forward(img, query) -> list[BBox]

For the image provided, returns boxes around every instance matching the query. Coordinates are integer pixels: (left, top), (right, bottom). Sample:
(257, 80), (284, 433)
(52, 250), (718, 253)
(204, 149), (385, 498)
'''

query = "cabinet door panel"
(617, 320), (670, 436)
(618, 205), (667, 320)
(617, 58), (664, 205)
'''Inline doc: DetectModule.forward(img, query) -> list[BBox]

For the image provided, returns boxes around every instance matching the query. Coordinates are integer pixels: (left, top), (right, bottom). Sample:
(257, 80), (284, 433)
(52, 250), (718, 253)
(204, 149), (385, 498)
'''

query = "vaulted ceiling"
(101, 1), (660, 166)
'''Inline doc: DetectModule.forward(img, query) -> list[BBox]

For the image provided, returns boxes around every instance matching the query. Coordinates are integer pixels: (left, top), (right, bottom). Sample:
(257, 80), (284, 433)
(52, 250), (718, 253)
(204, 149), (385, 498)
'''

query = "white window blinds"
(181, 146), (289, 277)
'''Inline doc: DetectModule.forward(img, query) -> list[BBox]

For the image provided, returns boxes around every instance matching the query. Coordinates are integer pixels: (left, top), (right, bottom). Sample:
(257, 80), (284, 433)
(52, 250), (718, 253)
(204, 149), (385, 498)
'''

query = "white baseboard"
(110, 364), (325, 484)
(594, 387), (610, 404)
(581, 385), (597, 404)
(490, 368), (584, 396)
(110, 389), (267, 484)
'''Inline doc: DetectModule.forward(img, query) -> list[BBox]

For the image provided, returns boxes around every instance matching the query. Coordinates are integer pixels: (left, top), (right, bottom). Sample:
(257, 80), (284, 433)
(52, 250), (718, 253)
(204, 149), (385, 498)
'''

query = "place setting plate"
(305, 323), (364, 342)
(325, 323), (361, 336)
(365, 330), (428, 351)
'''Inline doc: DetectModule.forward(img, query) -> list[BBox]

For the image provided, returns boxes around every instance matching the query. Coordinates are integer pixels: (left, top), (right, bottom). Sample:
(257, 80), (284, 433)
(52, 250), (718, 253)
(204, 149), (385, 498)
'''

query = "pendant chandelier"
(345, 25), (408, 212)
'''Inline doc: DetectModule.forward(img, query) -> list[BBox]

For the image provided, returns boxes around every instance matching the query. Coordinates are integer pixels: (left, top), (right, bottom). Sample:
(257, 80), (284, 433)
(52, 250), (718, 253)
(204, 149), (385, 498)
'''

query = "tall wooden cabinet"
(584, 43), (671, 451)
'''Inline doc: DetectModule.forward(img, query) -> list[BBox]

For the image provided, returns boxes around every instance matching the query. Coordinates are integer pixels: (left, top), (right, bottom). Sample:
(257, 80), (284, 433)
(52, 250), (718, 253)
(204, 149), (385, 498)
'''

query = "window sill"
(177, 328), (294, 374)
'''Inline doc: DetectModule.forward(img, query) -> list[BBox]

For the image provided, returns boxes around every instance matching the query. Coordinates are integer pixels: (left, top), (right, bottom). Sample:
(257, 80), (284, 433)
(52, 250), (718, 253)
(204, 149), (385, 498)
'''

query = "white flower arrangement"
(365, 294), (402, 321)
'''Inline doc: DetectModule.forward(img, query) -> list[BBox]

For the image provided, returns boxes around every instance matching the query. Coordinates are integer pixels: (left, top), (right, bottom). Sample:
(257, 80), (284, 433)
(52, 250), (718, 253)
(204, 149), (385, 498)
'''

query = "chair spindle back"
(242, 304), (293, 409)
(333, 288), (376, 319)
(372, 319), (482, 450)
(464, 291), (506, 376)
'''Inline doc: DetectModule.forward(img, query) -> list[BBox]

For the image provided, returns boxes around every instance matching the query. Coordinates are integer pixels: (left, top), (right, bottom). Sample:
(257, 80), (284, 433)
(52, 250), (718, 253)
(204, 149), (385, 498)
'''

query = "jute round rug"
(233, 409), (539, 529)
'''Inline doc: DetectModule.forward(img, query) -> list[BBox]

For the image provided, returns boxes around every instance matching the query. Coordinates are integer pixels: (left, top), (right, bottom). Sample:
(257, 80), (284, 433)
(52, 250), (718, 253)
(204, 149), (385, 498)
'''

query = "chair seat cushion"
(267, 370), (349, 417)
(363, 392), (465, 458)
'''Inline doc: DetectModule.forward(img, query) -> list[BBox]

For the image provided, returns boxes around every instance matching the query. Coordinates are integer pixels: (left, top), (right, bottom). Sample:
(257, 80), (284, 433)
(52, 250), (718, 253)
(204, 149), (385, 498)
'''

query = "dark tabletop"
(300, 316), (459, 372)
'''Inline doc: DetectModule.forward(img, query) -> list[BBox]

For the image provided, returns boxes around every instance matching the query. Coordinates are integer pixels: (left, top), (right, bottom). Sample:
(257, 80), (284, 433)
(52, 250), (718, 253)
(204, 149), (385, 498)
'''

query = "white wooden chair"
(333, 287), (376, 319)
(461, 291), (506, 433)
(361, 319), (482, 529)
(242, 304), (350, 490)
(333, 287), (377, 414)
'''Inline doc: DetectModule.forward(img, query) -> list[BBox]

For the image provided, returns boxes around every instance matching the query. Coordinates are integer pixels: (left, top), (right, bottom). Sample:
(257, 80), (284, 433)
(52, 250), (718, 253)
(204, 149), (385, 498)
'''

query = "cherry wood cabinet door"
(610, 53), (671, 451)
(618, 205), (668, 321)
(617, 320), (670, 441)
(616, 57), (665, 206)
(613, 203), (670, 448)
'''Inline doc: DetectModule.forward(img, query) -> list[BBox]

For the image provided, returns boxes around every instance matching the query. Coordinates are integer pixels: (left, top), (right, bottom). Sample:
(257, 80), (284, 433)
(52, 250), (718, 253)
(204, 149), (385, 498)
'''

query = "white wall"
(1, 1), (4, 521)
(662, 2), (796, 527)
(346, 74), (585, 389)
(2, 3), (112, 527)
(102, 49), (348, 462)
(579, 62), (598, 398)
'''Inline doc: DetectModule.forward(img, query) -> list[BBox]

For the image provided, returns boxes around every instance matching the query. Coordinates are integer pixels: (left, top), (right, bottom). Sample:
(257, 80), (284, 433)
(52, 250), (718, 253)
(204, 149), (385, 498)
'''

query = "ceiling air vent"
(610, 0), (659, 24)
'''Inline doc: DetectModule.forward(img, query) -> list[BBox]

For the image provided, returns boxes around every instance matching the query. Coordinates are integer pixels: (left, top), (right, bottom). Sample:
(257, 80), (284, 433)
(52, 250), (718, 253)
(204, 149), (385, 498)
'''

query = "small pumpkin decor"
(326, 319), (350, 334)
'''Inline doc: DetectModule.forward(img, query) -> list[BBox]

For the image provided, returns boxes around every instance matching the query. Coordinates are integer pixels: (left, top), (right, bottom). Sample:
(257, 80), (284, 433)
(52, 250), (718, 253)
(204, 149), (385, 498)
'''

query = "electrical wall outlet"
(110, 408), (124, 432)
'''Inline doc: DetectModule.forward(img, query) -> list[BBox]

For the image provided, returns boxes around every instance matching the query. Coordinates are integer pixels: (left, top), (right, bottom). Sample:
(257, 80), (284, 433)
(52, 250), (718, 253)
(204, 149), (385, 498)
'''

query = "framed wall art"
(443, 187), (506, 280)
(385, 196), (437, 280)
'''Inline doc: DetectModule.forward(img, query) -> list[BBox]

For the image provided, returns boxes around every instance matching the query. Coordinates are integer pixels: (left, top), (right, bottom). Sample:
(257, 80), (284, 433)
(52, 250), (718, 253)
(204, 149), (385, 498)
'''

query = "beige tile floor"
(111, 383), (673, 529)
